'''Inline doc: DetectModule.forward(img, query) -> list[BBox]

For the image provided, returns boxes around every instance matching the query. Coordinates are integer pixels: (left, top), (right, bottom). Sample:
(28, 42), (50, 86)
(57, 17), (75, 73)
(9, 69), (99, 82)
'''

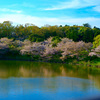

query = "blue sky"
(0, 0), (100, 27)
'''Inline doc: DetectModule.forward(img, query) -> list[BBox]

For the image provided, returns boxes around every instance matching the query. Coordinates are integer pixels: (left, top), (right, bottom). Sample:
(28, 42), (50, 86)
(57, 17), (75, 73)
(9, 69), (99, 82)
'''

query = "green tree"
(83, 23), (91, 28)
(65, 26), (79, 42)
(0, 21), (14, 38)
(51, 36), (61, 47)
(93, 27), (100, 37)
(93, 35), (100, 48)
(78, 27), (94, 42)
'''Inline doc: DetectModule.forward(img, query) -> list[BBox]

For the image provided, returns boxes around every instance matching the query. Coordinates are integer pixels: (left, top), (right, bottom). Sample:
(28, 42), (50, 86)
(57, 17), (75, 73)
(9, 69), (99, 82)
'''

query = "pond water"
(0, 61), (100, 100)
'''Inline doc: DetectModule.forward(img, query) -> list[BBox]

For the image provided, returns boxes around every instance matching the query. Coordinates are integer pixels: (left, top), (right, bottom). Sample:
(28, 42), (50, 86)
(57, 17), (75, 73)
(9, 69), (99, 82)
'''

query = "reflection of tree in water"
(0, 60), (99, 90)
(88, 75), (100, 89)
(0, 77), (95, 97)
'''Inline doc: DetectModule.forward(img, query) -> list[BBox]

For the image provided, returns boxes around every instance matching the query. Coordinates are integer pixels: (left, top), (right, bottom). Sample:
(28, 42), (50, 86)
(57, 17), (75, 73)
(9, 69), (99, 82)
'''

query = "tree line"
(0, 21), (100, 43)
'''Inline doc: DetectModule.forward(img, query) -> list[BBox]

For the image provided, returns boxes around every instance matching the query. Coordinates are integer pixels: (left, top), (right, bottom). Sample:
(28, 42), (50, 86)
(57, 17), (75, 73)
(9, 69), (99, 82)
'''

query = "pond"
(0, 60), (100, 100)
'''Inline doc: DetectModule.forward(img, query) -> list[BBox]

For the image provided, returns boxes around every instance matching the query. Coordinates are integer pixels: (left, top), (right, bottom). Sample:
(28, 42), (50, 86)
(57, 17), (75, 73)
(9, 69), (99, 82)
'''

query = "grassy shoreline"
(68, 59), (100, 67)
(0, 55), (100, 68)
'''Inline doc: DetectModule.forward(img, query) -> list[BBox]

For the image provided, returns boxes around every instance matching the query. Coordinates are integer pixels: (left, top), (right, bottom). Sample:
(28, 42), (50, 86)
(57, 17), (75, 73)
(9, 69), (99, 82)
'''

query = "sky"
(0, 0), (100, 27)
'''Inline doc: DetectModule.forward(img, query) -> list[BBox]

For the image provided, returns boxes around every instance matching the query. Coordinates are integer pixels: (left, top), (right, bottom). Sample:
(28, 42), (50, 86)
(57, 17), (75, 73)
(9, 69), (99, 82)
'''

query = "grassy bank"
(65, 56), (100, 67)
(0, 54), (100, 68)
(65, 60), (100, 75)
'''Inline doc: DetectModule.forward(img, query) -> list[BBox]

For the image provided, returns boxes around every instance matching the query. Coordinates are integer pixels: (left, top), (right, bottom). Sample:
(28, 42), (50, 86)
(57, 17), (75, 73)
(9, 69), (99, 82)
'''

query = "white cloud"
(45, 0), (80, 10)
(93, 6), (100, 12)
(44, 0), (100, 11)
(0, 14), (100, 28)
(0, 8), (22, 13)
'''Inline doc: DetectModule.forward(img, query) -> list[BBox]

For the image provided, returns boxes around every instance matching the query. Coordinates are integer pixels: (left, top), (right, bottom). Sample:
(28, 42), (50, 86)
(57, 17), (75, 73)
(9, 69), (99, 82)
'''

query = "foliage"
(58, 41), (92, 60)
(0, 21), (100, 62)
(51, 36), (61, 47)
(78, 27), (94, 42)
(83, 23), (91, 28)
(89, 46), (100, 58)
(0, 21), (100, 43)
(93, 35), (100, 48)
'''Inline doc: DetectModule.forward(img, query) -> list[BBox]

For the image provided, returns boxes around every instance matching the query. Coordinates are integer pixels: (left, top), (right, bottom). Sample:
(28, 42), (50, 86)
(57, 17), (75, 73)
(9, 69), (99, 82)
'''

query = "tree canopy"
(0, 21), (100, 43)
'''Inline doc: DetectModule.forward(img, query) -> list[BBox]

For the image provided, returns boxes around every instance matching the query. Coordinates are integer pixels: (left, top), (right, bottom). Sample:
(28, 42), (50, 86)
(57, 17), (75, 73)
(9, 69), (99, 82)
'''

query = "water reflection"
(0, 61), (100, 100)
(0, 61), (100, 81)
(0, 77), (100, 100)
